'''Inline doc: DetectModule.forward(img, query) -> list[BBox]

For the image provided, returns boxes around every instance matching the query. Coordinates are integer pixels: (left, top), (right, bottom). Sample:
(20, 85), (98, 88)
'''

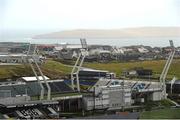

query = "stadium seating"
(133, 83), (146, 90)
(54, 81), (73, 92)
(79, 80), (97, 86)
(12, 85), (26, 95)
(42, 83), (48, 92)
(48, 82), (60, 93)
(26, 82), (41, 96)
(0, 86), (19, 97)
(0, 80), (73, 98)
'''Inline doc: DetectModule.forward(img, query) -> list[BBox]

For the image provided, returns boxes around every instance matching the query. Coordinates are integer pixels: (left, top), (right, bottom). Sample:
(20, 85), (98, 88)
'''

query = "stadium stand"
(48, 82), (59, 93)
(26, 82), (41, 96)
(75, 68), (108, 80)
(90, 78), (161, 93)
(12, 85), (27, 95)
(0, 79), (73, 98)
(133, 83), (146, 90)
(39, 80), (73, 93)
(79, 80), (97, 86)
(166, 80), (180, 94)
(54, 81), (73, 92)
(0, 86), (19, 97)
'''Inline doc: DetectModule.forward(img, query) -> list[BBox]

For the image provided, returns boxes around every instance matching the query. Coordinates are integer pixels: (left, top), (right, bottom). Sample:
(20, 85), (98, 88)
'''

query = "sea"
(0, 37), (179, 47)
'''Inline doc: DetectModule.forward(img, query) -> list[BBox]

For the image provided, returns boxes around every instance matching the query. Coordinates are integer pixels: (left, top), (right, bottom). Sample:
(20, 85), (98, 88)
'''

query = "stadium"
(0, 76), (83, 119)
(0, 40), (177, 119)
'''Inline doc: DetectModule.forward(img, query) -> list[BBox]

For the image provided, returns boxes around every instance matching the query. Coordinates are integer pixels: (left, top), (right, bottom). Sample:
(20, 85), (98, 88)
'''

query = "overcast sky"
(0, 0), (180, 31)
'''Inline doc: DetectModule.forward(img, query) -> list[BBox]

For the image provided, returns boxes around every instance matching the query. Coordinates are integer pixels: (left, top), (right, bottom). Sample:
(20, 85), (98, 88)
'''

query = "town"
(0, 41), (180, 63)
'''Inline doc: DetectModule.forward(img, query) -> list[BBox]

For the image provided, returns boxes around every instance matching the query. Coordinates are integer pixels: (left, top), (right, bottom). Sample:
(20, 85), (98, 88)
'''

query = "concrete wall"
(0, 96), (30, 105)
(108, 87), (132, 109)
(0, 55), (42, 63)
(84, 85), (132, 111)
(83, 97), (109, 111)
(150, 91), (162, 101)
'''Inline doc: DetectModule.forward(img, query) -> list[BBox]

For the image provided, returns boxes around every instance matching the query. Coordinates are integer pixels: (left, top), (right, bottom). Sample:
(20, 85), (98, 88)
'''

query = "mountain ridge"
(33, 27), (180, 39)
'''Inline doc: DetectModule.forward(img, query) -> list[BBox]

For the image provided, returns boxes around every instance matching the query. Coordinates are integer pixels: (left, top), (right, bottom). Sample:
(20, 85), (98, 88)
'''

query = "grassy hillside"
(84, 59), (180, 79)
(0, 65), (33, 79)
(0, 59), (179, 80)
(41, 60), (72, 79)
(0, 60), (72, 80)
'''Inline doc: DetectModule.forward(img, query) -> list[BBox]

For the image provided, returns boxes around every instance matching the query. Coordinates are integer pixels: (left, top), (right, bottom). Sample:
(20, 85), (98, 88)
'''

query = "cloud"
(1, 0), (180, 30)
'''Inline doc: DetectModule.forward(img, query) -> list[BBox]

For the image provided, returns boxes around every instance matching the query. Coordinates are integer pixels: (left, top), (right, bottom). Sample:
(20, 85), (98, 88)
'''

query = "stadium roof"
(21, 76), (50, 82)
(0, 54), (27, 57)
(80, 68), (108, 73)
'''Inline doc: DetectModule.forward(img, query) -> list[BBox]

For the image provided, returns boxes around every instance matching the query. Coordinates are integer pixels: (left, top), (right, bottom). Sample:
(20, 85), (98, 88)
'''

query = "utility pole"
(122, 79), (125, 112)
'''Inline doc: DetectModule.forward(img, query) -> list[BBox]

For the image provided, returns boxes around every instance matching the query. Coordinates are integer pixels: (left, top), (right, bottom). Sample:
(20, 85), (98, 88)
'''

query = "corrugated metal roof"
(80, 68), (108, 72)
(21, 76), (50, 82)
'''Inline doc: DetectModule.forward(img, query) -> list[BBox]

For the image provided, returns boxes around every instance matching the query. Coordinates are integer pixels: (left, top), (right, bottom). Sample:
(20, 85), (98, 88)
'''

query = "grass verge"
(140, 108), (180, 119)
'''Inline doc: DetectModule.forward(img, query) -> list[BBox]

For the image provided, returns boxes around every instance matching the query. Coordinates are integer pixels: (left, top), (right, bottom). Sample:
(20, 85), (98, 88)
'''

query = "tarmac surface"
(78, 112), (140, 119)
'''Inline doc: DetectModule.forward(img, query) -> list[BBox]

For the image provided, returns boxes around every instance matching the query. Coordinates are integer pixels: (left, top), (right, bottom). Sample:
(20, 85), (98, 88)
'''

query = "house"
(0, 54), (44, 63)
(162, 47), (173, 54)
(124, 68), (152, 78)
(0, 42), (29, 54)
(137, 47), (149, 53)
(88, 45), (113, 51)
(58, 48), (75, 60)
(88, 48), (112, 62)
(153, 47), (162, 53)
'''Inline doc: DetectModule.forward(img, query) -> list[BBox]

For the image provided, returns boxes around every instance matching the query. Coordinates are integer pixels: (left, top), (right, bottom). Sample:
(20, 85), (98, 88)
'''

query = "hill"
(0, 59), (179, 80)
(33, 27), (180, 39)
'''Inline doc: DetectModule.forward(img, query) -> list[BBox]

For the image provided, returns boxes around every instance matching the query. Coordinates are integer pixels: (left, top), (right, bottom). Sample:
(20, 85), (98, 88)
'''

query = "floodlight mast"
(27, 44), (51, 100)
(80, 38), (88, 49)
(33, 45), (51, 100)
(160, 40), (175, 99)
(71, 38), (88, 92)
(76, 49), (86, 92)
(27, 44), (45, 100)
(71, 55), (81, 90)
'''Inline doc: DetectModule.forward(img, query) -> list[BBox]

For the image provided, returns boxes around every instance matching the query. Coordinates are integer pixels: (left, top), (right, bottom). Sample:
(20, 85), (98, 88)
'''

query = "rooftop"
(21, 76), (50, 82)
